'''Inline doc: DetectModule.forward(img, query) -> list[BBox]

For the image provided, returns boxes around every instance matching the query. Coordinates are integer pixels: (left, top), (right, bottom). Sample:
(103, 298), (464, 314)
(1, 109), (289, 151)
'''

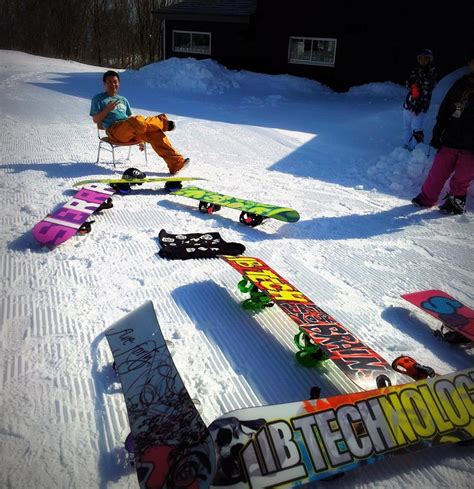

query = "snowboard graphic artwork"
(169, 186), (300, 227)
(32, 183), (114, 247)
(106, 304), (474, 488)
(402, 290), (474, 342)
(221, 256), (409, 391)
(157, 229), (245, 260)
(209, 367), (474, 487)
(105, 301), (216, 489)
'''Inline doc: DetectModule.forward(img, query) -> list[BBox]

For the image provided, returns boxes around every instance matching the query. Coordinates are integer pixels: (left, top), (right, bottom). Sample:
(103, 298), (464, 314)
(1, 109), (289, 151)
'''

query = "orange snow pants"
(107, 114), (185, 174)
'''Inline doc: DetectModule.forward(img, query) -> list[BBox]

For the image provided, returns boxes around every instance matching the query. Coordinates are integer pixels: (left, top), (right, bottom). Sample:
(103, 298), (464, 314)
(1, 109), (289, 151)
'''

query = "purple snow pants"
(419, 147), (474, 206)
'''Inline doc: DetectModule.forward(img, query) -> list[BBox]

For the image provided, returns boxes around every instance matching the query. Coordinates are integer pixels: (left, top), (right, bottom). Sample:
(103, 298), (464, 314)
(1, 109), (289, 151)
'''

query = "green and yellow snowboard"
(72, 176), (203, 187)
(169, 186), (300, 226)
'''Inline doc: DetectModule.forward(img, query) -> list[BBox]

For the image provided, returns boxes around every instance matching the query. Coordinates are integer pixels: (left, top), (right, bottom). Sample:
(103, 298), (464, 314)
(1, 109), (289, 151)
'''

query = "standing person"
(90, 70), (189, 174)
(412, 51), (474, 214)
(402, 49), (437, 150)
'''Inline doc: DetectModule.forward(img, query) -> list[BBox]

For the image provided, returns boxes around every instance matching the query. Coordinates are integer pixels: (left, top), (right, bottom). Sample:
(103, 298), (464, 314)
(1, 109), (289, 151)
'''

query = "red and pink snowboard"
(402, 290), (474, 341)
(33, 183), (115, 247)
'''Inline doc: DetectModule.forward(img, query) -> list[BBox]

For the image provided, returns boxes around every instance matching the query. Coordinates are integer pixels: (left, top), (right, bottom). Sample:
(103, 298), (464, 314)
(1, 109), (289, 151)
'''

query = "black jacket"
(403, 63), (437, 114)
(432, 74), (474, 153)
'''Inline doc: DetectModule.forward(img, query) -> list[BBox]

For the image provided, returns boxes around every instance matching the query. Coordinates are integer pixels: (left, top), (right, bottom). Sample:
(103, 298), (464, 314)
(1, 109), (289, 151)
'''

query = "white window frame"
(288, 36), (337, 67)
(172, 30), (211, 55)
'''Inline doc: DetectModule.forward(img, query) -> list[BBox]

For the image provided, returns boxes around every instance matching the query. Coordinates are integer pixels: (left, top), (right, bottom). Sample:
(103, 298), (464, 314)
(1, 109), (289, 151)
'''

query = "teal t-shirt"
(90, 93), (132, 129)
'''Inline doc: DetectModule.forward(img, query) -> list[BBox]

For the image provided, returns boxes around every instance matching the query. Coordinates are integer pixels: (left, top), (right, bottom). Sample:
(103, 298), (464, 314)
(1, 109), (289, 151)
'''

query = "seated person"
(90, 70), (189, 174)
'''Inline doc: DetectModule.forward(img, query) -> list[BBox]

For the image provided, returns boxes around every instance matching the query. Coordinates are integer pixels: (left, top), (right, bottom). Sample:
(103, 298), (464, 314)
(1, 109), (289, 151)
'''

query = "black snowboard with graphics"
(158, 229), (245, 260)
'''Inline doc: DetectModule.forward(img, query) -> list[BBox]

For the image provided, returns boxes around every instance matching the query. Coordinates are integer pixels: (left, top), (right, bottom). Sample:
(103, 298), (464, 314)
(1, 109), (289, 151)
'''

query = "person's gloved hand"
(430, 136), (442, 149)
(412, 130), (424, 144)
(167, 120), (176, 131)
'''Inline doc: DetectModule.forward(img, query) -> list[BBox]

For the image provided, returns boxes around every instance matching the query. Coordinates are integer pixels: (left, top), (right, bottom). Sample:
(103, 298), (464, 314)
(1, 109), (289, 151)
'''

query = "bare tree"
(0, 0), (176, 69)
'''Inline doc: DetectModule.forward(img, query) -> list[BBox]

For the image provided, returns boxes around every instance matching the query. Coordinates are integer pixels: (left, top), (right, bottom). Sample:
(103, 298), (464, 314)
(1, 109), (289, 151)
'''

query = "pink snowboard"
(33, 184), (115, 247)
(402, 290), (474, 341)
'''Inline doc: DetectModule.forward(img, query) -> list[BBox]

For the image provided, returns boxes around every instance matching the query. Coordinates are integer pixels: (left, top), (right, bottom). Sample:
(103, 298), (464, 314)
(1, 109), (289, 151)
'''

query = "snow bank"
(347, 81), (405, 100)
(367, 145), (433, 193)
(126, 56), (332, 96)
(126, 57), (240, 94)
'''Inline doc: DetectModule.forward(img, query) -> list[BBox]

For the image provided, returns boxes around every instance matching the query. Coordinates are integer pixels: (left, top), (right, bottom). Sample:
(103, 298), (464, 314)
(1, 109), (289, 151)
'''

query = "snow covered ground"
(0, 50), (473, 488)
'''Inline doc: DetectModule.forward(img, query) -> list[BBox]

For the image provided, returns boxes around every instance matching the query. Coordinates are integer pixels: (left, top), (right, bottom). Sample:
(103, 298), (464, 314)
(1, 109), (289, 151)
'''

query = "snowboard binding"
(124, 432), (135, 466)
(110, 183), (132, 194)
(199, 201), (221, 214)
(376, 374), (392, 388)
(238, 278), (274, 312)
(78, 220), (94, 235)
(239, 211), (265, 227)
(309, 386), (321, 400)
(111, 167), (147, 193)
(434, 325), (471, 344)
(293, 331), (329, 368)
(122, 167), (146, 182)
(96, 197), (113, 212)
(391, 355), (436, 381)
(164, 180), (183, 192)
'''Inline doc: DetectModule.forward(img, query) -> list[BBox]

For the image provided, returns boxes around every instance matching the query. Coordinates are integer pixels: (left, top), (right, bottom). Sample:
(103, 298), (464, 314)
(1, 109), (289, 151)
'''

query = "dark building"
(153, 0), (474, 91)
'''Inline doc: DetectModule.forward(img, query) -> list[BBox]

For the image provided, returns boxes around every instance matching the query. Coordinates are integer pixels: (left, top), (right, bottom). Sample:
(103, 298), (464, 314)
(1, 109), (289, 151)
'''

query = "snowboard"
(169, 186), (300, 226)
(72, 176), (203, 187)
(221, 256), (409, 391)
(402, 290), (474, 342)
(104, 301), (216, 489)
(209, 366), (474, 487)
(32, 183), (115, 247)
(105, 303), (474, 488)
(157, 229), (245, 260)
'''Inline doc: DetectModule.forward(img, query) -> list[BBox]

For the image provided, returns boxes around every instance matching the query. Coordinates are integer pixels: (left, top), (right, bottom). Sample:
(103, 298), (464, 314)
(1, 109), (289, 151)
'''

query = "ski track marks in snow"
(0, 51), (473, 488)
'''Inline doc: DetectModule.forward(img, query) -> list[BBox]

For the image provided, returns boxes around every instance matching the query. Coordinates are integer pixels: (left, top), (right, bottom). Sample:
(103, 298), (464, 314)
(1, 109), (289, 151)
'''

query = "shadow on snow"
(171, 280), (338, 405)
(30, 70), (408, 196)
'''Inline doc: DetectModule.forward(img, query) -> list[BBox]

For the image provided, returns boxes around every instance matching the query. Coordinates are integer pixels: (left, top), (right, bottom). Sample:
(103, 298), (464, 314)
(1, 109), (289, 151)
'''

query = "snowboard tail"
(221, 255), (406, 390)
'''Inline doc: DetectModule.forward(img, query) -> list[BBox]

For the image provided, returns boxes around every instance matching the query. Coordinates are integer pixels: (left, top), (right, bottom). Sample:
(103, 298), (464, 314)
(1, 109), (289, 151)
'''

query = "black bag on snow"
(157, 229), (245, 260)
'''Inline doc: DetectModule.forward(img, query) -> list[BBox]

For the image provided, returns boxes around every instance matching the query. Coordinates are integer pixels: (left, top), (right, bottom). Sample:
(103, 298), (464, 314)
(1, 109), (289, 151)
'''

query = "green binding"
(238, 278), (274, 312)
(293, 331), (329, 368)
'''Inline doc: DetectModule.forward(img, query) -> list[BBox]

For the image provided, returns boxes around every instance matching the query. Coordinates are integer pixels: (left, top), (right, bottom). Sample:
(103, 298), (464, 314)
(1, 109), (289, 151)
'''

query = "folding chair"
(96, 122), (148, 167)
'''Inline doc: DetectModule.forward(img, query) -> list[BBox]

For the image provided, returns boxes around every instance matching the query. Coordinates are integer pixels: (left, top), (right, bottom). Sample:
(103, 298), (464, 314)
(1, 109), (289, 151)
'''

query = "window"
(172, 31), (211, 55)
(288, 37), (337, 67)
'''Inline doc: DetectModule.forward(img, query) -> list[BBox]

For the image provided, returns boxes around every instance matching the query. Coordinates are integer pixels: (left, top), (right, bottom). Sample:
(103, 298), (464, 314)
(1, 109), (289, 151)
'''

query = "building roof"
(152, 0), (257, 23)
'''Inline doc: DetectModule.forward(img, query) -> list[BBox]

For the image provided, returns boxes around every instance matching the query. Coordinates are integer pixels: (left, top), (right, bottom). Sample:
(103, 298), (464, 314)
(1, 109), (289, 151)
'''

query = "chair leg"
(127, 146), (132, 161)
(97, 142), (102, 164)
(111, 146), (116, 168)
(144, 143), (148, 164)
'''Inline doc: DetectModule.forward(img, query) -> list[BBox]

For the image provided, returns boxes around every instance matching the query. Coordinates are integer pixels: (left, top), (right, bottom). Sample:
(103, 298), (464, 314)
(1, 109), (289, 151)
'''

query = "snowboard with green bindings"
(221, 255), (410, 391)
(169, 186), (300, 226)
